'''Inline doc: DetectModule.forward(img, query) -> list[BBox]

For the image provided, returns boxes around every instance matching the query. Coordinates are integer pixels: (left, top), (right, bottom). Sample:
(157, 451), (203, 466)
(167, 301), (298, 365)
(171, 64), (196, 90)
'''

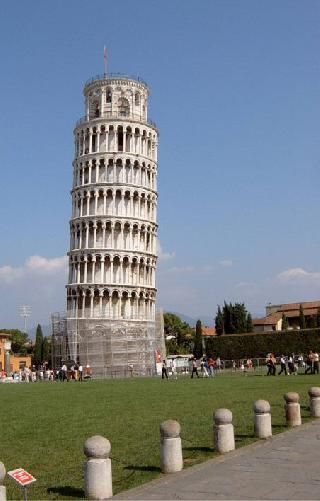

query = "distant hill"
(169, 312), (213, 328)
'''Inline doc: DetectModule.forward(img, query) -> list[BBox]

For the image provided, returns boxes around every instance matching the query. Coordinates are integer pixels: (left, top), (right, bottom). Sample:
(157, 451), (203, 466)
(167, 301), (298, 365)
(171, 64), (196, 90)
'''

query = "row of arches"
(73, 157), (157, 190)
(67, 287), (156, 321)
(68, 254), (156, 288)
(75, 125), (157, 160)
(72, 189), (157, 221)
(70, 220), (157, 254)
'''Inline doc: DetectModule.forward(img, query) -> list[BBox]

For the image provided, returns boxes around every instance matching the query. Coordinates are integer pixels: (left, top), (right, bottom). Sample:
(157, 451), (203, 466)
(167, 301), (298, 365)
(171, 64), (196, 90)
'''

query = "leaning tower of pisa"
(66, 73), (165, 377)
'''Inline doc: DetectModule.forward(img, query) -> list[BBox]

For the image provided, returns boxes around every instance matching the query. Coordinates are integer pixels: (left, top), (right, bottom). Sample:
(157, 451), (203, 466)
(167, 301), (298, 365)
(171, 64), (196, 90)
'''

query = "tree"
(0, 329), (30, 354)
(246, 313), (254, 333)
(42, 336), (51, 365)
(282, 314), (289, 330)
(214, 302), (253, 334)
(215, 306), (224, 335)
(193, 320), (203, 359)
(163, 313), (193, 354)
(299, 304), (306, 330)
(33, 324), (44, 367)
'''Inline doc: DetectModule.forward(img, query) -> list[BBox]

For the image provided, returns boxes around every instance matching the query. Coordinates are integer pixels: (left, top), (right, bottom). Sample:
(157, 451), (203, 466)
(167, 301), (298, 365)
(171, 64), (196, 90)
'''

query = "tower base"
(65, 313), (165, 378)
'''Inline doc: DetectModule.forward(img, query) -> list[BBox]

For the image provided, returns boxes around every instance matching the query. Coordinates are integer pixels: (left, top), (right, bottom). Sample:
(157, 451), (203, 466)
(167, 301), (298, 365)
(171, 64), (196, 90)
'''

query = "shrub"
(205, 328), (320, 359)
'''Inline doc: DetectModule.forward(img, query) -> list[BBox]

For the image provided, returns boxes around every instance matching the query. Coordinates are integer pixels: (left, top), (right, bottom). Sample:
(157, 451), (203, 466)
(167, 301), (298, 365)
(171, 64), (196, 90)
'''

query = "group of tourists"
(161, 356), (223, 379)
(266, 351), (319, 376)
(0, 363), (93, 383)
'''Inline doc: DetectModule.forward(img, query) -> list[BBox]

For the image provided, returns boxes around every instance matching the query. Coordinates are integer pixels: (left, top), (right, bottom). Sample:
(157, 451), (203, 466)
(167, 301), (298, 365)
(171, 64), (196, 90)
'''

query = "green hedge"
(205, 329), (320, 359)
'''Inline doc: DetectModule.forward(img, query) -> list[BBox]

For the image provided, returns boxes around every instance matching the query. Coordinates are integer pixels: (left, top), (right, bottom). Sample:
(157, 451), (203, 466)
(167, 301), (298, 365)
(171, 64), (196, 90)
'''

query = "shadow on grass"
(183, 445), (212, 453)
(235, 433), (254, 440)
(124, 465), (161, 472)
(47, 486), (85, 498)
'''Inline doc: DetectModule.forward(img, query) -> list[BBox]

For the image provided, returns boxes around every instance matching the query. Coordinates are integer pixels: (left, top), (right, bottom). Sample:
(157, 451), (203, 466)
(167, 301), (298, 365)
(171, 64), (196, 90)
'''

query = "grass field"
(1, 371), (319, 500)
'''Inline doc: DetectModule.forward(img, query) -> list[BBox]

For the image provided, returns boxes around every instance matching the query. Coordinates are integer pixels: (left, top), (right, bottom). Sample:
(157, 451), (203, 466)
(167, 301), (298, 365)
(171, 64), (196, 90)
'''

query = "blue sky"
(0, 0), (319, 330)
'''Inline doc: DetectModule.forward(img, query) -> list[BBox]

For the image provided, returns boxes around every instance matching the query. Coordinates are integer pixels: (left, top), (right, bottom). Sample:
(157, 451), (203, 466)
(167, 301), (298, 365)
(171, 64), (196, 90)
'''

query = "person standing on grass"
(288, 354), (295, 375)
(191, 358), (199, 379)
(78, 364), (83, 381)
(162, 359), (168, 379)
(305, 351), (314, 374)
(313, 351), (319, 374)
(208, 357), (215, 377)
(266, 354), (276, 376)
(278, 354), (288, 375)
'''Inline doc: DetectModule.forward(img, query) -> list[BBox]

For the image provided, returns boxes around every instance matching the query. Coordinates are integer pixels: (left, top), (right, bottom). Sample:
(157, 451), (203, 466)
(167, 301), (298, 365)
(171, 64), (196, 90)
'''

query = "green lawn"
(1, 372), (319, 500)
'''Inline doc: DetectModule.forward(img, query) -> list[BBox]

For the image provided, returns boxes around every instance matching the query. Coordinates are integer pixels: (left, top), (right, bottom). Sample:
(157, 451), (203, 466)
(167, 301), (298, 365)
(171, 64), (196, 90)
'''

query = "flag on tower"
(104, 46), (108, 75)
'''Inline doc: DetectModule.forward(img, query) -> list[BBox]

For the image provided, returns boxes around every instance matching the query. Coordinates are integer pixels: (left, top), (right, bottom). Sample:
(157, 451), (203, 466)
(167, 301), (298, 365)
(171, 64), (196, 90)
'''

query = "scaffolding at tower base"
(51, 310), (166, 378)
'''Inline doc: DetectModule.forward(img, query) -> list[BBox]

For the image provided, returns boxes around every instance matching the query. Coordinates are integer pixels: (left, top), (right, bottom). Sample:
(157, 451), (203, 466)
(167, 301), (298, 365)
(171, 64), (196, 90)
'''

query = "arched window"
(118, 97), (130, 117)
(106, 88), (112, 103)
(135, 92), (140, 106)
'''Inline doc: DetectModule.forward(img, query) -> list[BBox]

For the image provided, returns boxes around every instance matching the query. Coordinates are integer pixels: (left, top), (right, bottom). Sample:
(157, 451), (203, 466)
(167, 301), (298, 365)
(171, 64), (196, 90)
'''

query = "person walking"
(162, 359), (168, 379)
(191, 358), (199, 379)
(208, 357), (215, 377)
(313, 351), (319, 374)
(278, 355), (288, 375)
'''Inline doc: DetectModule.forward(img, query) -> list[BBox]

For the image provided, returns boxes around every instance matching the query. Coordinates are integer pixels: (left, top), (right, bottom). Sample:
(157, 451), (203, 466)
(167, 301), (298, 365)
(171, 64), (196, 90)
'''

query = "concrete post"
(0, 462), (6, 501)
(284, 392), (301, 427)
(160, 420), (183, 473)
(308, 387), (320, 417)
(214, 408), (235, 453)
(253, 400), (272, 439)
(84, 435), (112, 500)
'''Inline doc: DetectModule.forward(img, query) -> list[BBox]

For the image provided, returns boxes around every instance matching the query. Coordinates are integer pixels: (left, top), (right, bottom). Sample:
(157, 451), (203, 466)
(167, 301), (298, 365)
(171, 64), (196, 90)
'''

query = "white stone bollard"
(84, 435), (112, 500)
(284, 392), (301, 427)
(253, 400), (272, 439)
(160, 420), (183, 473)
(214, 408), (235, 453)
(0, 462), (6, 501)
(308, 387), (320, 417)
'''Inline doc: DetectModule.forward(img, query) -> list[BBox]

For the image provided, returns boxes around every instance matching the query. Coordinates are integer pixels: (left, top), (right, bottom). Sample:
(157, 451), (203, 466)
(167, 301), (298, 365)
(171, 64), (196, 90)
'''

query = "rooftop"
(84, 73), (149, 90)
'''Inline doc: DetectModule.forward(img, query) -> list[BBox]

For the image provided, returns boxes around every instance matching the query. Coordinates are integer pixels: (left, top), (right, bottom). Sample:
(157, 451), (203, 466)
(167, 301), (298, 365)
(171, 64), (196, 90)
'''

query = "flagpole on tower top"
(104, 47), (108, 75)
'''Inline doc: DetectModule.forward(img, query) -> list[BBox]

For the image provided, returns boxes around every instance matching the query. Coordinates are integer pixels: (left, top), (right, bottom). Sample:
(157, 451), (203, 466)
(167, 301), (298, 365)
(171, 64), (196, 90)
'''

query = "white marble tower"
(66, 73), (162, 376)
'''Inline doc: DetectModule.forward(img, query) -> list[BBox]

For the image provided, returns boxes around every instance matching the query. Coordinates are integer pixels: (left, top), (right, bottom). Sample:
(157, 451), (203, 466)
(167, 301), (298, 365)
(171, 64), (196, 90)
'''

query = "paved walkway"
(114, 420), (320, 500)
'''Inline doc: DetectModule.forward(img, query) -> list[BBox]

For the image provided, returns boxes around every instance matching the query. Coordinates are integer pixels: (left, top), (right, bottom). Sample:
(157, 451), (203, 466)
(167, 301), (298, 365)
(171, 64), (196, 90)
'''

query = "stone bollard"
(0, 462), (6, 501)
(214, 408), (235, 453)
(308, 387), (320, 417)
(160, 420), (183, 473)
(284, 392), (301, 427)
(253, 400), (272, 439)
(84, 435), (112, 500)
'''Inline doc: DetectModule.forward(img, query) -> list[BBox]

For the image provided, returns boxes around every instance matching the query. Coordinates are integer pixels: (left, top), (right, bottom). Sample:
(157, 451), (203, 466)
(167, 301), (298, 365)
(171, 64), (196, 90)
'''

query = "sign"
(8, 468), (36, 487)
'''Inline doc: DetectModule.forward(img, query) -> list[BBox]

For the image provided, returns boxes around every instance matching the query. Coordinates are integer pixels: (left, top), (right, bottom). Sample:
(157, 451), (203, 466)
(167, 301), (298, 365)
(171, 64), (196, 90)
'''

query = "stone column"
(284, 392), (301, 427)
(84, 257), (88, 283)
(88, 162), (92, 184)
(160, 420), (183, 473)
(93, 223), (97, 249)
(92, 257), (96, 283)
(85, 224), (89, 248)
(308, 387), (320, 417)
(0, 461), (6, 501)
(84, 435), (112, 500)
(214, 408), (235, 454)
(86, 194), (90, 216)
(100, 256), (105, 283)
(103, 190), (107, 215)
(253, 400), (272, 439)
(90, 291), (94, 318)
